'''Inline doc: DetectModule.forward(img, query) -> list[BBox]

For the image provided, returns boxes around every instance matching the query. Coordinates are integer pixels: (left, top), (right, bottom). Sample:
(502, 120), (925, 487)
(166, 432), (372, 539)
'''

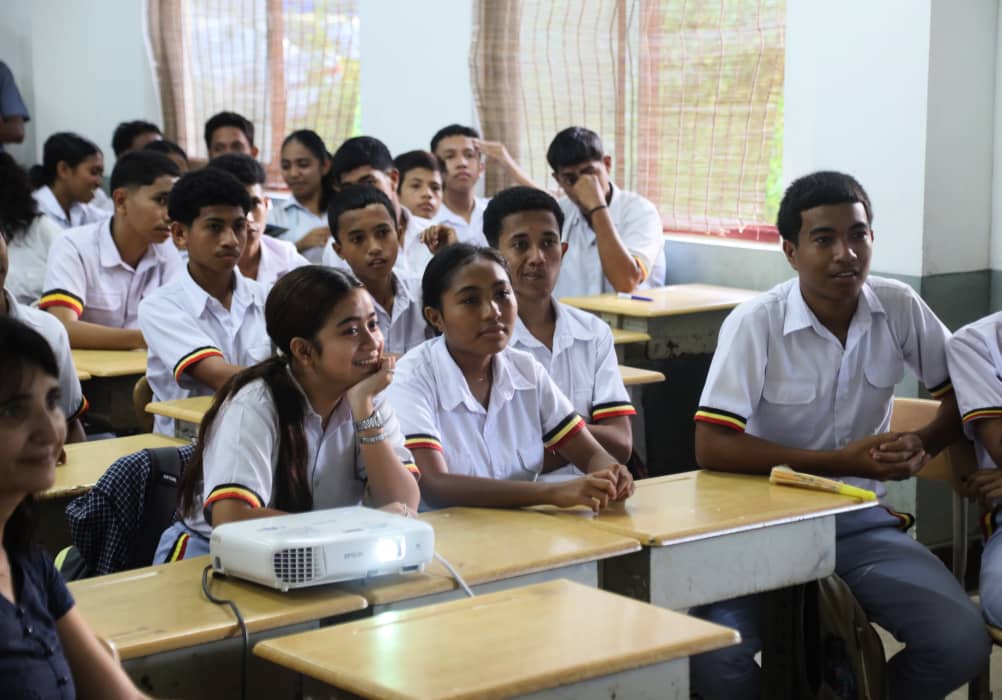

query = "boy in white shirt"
(327, 185), (428, 355)
(208, 154), (308, 291)
(485, 186), (634, 474)
(41, 150), (181, 349)
(139, 168), (271, 436)
(547, 126), (665, 297)
(393, 150), (444, 221)
(204, 111), (258, 159)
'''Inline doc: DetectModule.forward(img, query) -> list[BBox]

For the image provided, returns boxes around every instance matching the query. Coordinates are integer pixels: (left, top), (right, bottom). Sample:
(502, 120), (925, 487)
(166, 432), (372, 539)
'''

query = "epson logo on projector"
(344, 551), (364, 560)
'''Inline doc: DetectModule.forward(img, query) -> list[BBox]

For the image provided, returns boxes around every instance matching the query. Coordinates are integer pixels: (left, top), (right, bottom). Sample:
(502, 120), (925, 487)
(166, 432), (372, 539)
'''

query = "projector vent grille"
(273, 547), (320, 584)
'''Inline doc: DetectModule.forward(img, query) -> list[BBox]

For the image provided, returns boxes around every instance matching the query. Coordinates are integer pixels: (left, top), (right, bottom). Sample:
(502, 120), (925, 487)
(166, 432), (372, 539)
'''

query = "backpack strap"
(125, 446), (185, 569)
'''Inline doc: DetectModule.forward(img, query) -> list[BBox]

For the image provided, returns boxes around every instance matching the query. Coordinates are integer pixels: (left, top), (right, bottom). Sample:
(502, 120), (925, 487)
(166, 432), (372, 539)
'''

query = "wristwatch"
(353, 409), (386, 433)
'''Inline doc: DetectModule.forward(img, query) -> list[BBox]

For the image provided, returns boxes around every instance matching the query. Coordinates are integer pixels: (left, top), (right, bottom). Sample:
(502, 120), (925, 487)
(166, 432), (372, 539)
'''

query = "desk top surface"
(70, 349), (147, 377)
(41, 434), (189, 501)
(340, 507), (640, 606)
(145, 395), (213, 423)
(610, 328), (651, 344)
(561, 283), (760, 319)
(76, 369), (92, 382)
(69, 555), (368, 660)
(619, 365), (666, 386)
(254, 579), (738, 700)
(538, 471), (877, 546)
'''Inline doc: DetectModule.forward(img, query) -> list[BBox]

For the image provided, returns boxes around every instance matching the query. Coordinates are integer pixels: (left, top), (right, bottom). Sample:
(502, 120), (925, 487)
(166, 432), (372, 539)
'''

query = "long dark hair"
(281, 129), (332, 211)
(28, 132), (100, 189)
(178, 266), (363, 519)
(0, 153), (40, 239)
(0, 317), (61, 553)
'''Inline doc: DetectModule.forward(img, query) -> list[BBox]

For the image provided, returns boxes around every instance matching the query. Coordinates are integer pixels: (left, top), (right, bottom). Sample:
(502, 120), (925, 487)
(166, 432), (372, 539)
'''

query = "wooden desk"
(76, 369), (92, 382)
(71, 350), (148, 432)
(341, 507), (640, 613)
(255, 579), (739, 700)
(619, 365), (665, 386)
(542, 471), (876, 610)
(611, 328), (652, 345)
(71, 349), (148, 377)
(145, 395), (212, 439)
(71, 555), (368, 699)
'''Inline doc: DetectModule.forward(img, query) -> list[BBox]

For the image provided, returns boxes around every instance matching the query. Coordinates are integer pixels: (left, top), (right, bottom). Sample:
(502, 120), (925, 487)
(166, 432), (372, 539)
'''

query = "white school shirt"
(387, 336), (585, 481)
(432, 196), (490, 248)
(946, 311), (1002, 472)
(552, 183), (665, 298)
(695, 276), (953, 498)
(373, 273), (429, 356)
(254, 235), (309, 291)
(139, 267), (272, 436)
(183, 375), (416, 537)
(90, 187), (115, 214)
(6, 215), (63, 305)
(5, 291), (86, 421)
(267, 196), (328, 263)
(321, 207), (432, 280)
(32, 186), (108, 231)
(40, 218), (181, 328)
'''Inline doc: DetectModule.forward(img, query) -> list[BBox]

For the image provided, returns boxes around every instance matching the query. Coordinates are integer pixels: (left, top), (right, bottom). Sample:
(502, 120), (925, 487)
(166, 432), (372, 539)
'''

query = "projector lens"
(375, 537), (402, 562)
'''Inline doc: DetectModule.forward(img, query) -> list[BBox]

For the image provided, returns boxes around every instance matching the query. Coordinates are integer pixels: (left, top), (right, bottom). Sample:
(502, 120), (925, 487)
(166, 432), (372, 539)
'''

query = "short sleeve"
(138, 294), (224, 391)
(36, 550), (74, 621)
(619, 194), (664, 285)
(536, 362), (585, 452)
(947, 319), (1002, 434)
(890, 288), (953, 398)
(0, 62), (29, 120)
(49, 318), (85, 420)
(589, 323), (635, 422)
(386, 353), (444, 454)
(694, 305), (768, 432)
(40, 235), (88, 317)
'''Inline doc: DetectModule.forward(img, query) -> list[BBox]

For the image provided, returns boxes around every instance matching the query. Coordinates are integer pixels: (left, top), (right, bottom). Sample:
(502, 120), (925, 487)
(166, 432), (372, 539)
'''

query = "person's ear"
(111, 186), (129, 212)
(288, 336), (315, 365)
(332, 238), (345, 259)
(55, 161), (72, 181)
(602, 155), (613, 172)
(320, 158), (332, 177)
(423, 306), (445, 335)
(170, 221), (188, 250)
(395, 224), (405, 248)
(388, 168), (400, 191)
(782, 239), (798, 269)
(263, 194), (272, 215)
(250, 146), (260, 158)
(560, 241), (569, 257)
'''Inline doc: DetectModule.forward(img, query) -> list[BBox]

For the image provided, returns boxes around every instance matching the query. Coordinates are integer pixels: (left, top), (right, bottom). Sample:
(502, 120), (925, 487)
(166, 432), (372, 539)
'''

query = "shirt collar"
(437, 197), (486, 226)
(513, 299), (591, 353)
(783, 278), (885, 337)
(430, 338), (533, 413)
(33, 186), (68, 225)
(180, 264), (255, 316)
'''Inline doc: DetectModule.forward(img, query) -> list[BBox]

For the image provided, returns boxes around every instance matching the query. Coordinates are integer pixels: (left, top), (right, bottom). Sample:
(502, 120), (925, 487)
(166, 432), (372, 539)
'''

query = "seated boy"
(323, 136), (455, 278)
(112, 120), (162, 157)
(327, 184), (428, 355)
(485, 186), (633, 475)
(139, 168), (271, 436)
(204, 111), (258, 159)
(547, 127), (665, 296)
(393, 149), (444, 221)
(690, 171), (989, 700)
(41, 150), (181, 349)
(945, 312), (1002, 628)
(208, 153), (308, 291)
(144, 139), (190, 174)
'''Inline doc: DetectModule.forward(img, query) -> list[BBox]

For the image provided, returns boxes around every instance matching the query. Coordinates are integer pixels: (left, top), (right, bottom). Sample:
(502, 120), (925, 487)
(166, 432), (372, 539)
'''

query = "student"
(154, 266), (420, 562)
(41, 150), (181, 350)
(327, 185), (428, 355)
(0, 60), (29, 151)
(204, 110), (258, 159)
(111, 120), (162, 157)
(485, 187), (634, 475)
(269, 129), (332, 262)
(689, 171), (989, 700)
(546, 126), (665, 296)
(386, 243), (634, 510)
(139, 168), (271, 437)
(0, 317), (149, 699)
(143, 139), (190, 174)
(945, 312), (1002, 628)
(30, 133), (107, 230)
(0, 153), (64, 305)
(208, 153), (308, 290)
(324, 136), (455, 278)
(393, 149), (443, 221)
(1, 231), (86, 443)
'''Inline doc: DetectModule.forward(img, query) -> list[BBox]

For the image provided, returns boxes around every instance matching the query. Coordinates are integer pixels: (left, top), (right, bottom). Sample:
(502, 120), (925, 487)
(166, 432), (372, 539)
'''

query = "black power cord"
(201, 564), (249, 700)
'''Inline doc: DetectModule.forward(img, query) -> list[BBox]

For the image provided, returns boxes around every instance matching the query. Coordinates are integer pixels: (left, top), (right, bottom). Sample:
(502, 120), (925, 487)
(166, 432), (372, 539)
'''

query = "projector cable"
(434, 552), (475, 598)
(201, 564), (249, 700)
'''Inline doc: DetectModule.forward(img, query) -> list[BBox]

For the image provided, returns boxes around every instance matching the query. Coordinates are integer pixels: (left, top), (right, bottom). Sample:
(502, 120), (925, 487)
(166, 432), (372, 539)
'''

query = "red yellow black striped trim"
(403, 462), (421, 479)
(694, 406), (747, 432)
(404, 434), (443, 452)
(168, 533), (190, 562)
(68, 396), (89, 421)
(39, 289), (84, 316)
(927, 379), (952, 399)
(543, 413), (586, 451)
(635, 256), (649, 283)
(963, 407), (1002, 424)
(883, 506), (915, 532)
(204, 484), (264, 516)
(591, 402), (637, 422)
(173, 346), (224, 381)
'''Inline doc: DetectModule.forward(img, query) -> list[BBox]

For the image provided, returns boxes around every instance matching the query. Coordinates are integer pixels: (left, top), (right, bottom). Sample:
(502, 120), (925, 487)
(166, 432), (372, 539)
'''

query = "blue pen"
(617, 292), (654, 302)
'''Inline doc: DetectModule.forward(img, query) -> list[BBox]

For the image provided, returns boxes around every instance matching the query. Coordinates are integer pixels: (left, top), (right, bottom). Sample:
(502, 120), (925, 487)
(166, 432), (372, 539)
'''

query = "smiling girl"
(30, 132), (107, 230)
(269, 129), (333, 262)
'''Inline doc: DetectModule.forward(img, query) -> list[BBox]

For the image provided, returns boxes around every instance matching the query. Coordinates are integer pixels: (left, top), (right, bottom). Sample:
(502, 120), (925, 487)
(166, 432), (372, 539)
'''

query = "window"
(471, 0), (785, 243)
(146, 0), (360, 181)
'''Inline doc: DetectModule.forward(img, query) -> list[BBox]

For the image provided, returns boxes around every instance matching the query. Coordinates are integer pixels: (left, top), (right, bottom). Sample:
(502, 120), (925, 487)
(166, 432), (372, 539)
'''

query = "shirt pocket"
(863, 359), (905, 389)
(507, 446), (545, 482)
(761, 380), (817, 405)
(88, 290), (122, 311)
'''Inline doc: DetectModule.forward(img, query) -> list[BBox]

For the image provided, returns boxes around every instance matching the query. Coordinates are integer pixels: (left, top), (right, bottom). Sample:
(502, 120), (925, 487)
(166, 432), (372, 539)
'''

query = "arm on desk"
(555, 425), (633, 500)
(583, 416), (632, 464)
(48, 307), (146, 350)
(187, 355), (245, 392)
(57, 606), (151, 700)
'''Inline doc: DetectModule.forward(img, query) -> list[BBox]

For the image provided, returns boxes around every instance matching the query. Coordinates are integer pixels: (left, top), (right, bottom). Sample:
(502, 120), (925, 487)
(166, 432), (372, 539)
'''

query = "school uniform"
(267, 196), (328, 263)
(153, 376), (416, 562)
(6, 214), (63, 305)
(5, 290), (86, 422)
(511, 300), (634, 477)
(552, 183), (665, 298)
(320, 207), (431, 280)
(387, 337), (586, 483)
(89, 187), (115, 214)
(138, 267), (271, 436)
(254, 235), (309, 291)
(372, 273), (430, 355)
(945, 311), (1002, 627)
(432, 196), (490, 247)
(32, 185), (107, 231)
(689, 276), (989, 700)
(40, 217), (181, 328)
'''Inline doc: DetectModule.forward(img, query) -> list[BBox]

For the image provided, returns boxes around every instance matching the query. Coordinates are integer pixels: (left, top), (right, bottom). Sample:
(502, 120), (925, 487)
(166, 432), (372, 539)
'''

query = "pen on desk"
(617, 292), (654, 302)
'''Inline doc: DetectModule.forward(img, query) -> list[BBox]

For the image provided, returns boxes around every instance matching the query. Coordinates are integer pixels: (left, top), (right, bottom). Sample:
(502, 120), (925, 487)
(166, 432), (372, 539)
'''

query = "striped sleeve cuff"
(927, 378), (952, 399)
(404, 434), (443, 451)
(203, 483), (264, 520)
(39, 289), (84, 316)
(694, 406), (747, 432)
(634, 256), (649, 283)
(68, 396), (89, 421)
(403, 461), (421, 480)
(543, 413), (586, 451)
(173, 346), (224, 381)
(591, 401), (637, 422)
(962, 407), (1002, 424)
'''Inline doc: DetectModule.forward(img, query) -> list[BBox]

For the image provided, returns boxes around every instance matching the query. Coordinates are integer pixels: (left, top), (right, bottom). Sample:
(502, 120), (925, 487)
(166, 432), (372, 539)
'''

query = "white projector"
(209, 506), (435, 591)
